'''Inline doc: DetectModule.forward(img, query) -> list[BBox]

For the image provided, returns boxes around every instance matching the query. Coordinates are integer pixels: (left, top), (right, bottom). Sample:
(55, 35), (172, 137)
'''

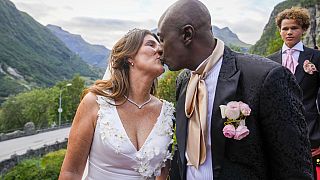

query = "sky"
(10, 0), (284, 49)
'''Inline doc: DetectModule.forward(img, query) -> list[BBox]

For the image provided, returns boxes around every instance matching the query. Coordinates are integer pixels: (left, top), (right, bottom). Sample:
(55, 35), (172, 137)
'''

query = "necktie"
(185, 38), (224, 169)
(283, 49), (298, 74)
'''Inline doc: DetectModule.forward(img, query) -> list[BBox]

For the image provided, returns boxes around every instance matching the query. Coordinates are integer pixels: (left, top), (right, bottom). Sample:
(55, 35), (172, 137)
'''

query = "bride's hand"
(156, 161), (170, 180)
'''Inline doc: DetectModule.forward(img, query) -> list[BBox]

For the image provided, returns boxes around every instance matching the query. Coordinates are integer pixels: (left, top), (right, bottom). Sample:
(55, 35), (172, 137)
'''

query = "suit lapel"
(295, 46), (313, 83)
(274, 50), (282, 64)
(175, 47), (240, 178)
(211, 47), (240, 177)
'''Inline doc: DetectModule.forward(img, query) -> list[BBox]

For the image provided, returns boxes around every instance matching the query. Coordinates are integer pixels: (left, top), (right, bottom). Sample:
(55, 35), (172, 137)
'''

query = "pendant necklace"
(124, 95), (152, 109)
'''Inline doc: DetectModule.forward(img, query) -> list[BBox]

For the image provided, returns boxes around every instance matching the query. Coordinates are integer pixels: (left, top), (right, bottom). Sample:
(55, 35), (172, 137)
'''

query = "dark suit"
(268, 46), (320, 149)
(170, 47), (313, 180)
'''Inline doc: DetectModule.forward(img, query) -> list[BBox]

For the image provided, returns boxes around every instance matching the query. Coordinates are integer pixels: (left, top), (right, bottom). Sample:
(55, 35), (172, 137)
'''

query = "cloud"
(10, 0), (284, 47)
(229, 19), (266, 44)
(12, 2), (56, 20)
(13, 1), (74, 25)
(56, 17), (156, 48)
(207, 0), (278, 44)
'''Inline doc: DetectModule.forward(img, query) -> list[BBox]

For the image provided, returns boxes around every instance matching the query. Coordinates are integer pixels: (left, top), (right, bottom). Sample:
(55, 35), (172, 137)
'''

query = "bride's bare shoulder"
(81, 92), (97, 103)
(77, 92), (100, 113)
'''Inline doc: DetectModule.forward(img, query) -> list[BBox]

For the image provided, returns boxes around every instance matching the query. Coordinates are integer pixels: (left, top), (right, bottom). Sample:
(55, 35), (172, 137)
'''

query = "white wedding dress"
(85, 95), (175, 180)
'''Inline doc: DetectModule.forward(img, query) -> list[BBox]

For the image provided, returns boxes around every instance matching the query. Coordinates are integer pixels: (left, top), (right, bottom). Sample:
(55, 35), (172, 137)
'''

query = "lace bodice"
(85, 95), (175, 180)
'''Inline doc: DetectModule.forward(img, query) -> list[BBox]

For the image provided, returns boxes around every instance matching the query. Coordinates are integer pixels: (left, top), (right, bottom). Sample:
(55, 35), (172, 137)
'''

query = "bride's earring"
(128, 58), (134, 67)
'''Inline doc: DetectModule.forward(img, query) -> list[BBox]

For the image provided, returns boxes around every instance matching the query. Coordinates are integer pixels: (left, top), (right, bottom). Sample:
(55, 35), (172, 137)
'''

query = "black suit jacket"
(170, 47), (313, 180)
(268, 46), (320, 148)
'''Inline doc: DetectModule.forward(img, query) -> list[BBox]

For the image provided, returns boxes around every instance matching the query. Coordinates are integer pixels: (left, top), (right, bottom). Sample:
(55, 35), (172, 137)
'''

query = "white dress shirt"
(186, 57), (223, 180)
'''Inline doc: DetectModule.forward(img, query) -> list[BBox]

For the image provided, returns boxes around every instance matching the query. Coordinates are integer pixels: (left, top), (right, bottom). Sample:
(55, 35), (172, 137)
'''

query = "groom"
(157, 0), (313, 179)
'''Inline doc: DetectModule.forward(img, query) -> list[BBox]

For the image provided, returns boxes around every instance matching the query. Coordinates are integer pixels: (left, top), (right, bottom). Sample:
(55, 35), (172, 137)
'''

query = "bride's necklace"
(124, 95), (152, 109)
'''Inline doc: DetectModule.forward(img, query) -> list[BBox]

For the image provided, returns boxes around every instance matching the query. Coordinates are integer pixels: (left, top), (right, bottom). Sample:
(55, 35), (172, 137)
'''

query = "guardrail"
(0, 123), (71, 142)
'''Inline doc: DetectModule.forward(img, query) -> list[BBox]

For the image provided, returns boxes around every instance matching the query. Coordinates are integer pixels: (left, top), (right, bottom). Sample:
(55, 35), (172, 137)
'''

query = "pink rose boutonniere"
(219, 101), (251, 140)
(303, 60), (318, 74)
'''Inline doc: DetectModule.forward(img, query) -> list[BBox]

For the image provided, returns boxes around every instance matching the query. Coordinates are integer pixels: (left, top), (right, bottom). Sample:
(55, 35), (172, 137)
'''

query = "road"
(0, 127), (71, 161)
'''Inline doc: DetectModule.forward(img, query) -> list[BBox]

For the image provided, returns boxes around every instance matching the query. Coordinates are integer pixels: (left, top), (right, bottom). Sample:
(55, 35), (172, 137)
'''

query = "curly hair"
(276, 7), (310, 30)
(88, 29), (158, 102)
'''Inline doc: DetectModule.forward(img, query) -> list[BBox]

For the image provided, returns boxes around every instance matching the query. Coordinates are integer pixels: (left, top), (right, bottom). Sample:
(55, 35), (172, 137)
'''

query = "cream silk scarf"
(185, 38), (224, 169)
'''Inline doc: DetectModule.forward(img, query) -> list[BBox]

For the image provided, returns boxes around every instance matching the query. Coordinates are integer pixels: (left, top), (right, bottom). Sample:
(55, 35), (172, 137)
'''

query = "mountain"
(0, 0), (100, 103)
(250, 0), (320, 56)
(47, 24), (110, 68)
(152, 25), (251, 50)
(211, 26), (251, 48)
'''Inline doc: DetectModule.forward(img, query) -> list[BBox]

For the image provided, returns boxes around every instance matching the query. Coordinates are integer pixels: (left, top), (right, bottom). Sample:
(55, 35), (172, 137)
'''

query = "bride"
(59, 29), (175, 180)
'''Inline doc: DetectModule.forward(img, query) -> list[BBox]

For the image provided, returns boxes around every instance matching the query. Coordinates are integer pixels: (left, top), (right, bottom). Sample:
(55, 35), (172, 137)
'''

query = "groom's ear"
(181, 24), (194, 46)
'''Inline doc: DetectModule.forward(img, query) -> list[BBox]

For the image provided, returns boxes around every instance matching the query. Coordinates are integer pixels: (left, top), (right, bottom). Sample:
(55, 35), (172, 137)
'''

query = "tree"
(52, 74), (85, 125)
(0, 96), (25, 132)
(266, 30), (283, 56)
(0, 87), (57, 132)
(3, 149), (66, 179)
(157, 70), (180, 105)
(229, 44), (242, 53)
(21, 88), (57, 129)
(0, 75), (86, 132)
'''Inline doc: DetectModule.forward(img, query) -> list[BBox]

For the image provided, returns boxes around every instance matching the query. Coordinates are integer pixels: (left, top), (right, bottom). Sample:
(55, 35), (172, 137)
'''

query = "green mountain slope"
(47, 24), (110, 68)
(0, 0), (100, 102)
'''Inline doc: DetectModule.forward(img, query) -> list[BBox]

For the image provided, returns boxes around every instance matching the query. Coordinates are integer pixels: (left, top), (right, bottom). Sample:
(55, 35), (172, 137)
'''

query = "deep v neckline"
(114, 101), (165, 153)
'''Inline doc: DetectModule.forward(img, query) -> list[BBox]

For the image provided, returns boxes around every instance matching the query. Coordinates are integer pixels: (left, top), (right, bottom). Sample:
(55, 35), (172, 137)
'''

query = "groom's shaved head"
(158, 0), (211, 32)
(157, 0), (215, 71)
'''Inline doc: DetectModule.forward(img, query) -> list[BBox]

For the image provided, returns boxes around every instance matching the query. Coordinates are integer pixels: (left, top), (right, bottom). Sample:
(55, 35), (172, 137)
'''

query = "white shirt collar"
(282, 41), (304, 53)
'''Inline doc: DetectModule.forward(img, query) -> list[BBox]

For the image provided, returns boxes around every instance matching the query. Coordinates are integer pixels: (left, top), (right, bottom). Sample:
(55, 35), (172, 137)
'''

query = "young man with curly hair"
(268, 7), (320, 179)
